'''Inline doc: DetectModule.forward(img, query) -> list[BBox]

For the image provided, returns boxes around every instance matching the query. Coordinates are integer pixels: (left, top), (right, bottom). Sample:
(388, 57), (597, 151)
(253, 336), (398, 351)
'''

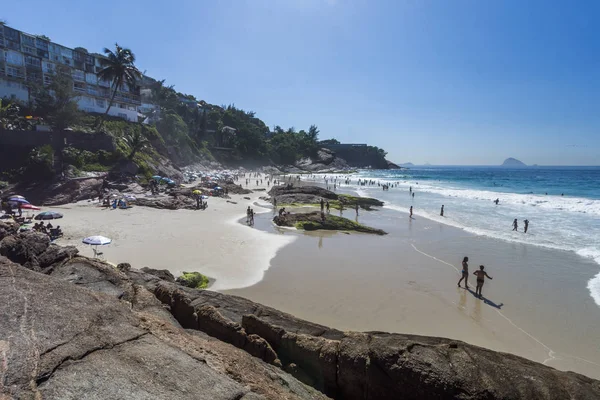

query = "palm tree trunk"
(104, 84), (119, 116)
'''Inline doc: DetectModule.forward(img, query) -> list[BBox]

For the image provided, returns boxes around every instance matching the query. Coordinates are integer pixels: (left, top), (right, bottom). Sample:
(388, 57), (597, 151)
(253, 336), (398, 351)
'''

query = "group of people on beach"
(32, 222), (63, 240)
(457, 256), (493, 298)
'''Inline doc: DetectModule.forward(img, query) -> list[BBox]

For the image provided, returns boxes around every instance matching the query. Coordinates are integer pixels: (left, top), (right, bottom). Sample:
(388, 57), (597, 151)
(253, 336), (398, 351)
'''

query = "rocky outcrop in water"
(273, 211), (387, 235)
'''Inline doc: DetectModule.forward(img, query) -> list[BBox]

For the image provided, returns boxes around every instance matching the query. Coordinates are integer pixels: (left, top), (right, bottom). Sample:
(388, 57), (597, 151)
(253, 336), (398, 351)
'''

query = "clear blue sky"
(3, 0), (599, 165)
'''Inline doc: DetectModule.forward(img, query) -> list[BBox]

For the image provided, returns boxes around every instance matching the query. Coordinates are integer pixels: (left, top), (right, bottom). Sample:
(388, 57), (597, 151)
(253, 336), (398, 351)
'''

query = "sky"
(3, 0), (599, 165)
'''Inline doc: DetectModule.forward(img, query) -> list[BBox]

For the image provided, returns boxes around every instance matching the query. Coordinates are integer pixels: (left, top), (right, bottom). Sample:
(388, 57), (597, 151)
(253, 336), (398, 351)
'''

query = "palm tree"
(97, 43), (141, 117)
(124, 128), (149, 159)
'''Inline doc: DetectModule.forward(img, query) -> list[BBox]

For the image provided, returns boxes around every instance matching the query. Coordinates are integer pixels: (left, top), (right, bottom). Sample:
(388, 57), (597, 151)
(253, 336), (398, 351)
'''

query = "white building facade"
(0, 25), (139, 122)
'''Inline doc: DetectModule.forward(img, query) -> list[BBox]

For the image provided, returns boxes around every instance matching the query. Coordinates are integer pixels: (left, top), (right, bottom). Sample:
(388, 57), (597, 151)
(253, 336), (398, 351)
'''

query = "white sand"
(52, 183), (294, 291)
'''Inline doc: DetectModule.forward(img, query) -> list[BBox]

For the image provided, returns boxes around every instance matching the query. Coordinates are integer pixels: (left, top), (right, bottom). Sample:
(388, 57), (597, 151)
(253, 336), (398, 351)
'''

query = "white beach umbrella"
(82, 236), (112, 245)
(82, 235), (112, 258)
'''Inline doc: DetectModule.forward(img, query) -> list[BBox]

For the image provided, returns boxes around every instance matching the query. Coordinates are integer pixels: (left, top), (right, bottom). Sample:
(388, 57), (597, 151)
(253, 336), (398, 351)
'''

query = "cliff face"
(1, 222), (599, 399)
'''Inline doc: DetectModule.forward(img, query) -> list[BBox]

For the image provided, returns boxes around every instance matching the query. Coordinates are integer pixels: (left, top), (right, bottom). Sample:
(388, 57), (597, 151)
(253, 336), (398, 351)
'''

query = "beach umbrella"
(201, 195), (209, 199)
(192, 190), (202, 195)
(8, 197), (30, 204)
(82, 235), (111, 258)
(82, 235), (112, 246)
(7, 195), (26, 200)
(151, 175), (162, 180)
(21, 204), (41, 211)
(35, 211), (63, 220)
(214, 186), (223, 190)
(160, 177), (171, 182)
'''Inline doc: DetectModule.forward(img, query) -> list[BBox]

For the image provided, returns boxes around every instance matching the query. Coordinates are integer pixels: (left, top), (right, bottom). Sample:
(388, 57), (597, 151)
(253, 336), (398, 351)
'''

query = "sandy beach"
(52, 182), (293, 291)
(50, 178), (600, 380)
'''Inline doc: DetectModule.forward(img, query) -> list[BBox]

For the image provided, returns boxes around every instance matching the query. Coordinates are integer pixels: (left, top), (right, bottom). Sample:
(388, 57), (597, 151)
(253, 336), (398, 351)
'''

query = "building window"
(43, 75), (52, 85)
(6, 66), (23, 78)
(21, 34), (35, 46)
(22, 45), (37, 55)
(73, 82), (86, 92)
(85, 73), (96, 84)
(72, 70), (85, 81)
(6, 51), (24, 66)
(25, 56), (41, 67)
(96, 99), (105, 108)
(62, 56), (71, 66)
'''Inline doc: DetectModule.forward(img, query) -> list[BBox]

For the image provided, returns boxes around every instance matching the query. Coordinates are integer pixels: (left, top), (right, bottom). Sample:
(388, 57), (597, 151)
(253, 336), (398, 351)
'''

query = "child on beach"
(473, 265), (493, 298)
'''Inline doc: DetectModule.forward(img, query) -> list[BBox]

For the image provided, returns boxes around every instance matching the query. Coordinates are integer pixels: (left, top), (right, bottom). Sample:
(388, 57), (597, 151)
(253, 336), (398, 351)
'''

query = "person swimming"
(473, 265), (493, 298)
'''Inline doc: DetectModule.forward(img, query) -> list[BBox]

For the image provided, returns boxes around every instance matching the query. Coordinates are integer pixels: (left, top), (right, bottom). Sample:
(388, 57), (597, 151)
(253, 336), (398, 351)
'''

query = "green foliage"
(0, 181), (8, 190)
(25, 145), (54, 179)
(0, 99), (32, 130)
(178, 272), (210, 289)
(30, 65), (81, 130)
(61, 147), (119, 171)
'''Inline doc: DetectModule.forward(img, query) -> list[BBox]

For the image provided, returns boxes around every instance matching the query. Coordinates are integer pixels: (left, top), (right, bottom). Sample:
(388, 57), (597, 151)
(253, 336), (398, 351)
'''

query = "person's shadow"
(466, 288), (504, 309)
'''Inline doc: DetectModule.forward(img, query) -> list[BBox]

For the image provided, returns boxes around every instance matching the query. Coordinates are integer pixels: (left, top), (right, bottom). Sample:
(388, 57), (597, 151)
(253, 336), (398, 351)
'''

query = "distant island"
(400, 162), (414, 166)
(502, 158), (526, 167)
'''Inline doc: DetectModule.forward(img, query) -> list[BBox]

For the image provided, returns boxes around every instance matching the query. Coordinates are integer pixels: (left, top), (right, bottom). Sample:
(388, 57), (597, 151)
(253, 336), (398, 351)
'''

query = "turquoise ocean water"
(327, 166), (600, 306)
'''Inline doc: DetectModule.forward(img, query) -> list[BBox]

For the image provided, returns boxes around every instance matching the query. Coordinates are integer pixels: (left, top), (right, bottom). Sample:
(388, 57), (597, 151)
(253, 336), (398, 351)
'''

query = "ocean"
(321, 166), (600, 307)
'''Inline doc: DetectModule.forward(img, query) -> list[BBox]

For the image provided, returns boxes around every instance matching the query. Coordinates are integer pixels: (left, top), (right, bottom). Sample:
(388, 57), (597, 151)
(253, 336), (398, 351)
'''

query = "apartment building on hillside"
(0, 24), (140, 122)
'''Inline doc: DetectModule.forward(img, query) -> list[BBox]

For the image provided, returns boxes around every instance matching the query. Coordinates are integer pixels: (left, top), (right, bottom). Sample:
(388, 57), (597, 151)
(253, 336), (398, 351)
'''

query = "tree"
(307, 125), (320, 142)
(124, 128), (149, 159)
(0, 99), (22, 130)
(97, 43), (141, 117)
(31, 65), (80, 130)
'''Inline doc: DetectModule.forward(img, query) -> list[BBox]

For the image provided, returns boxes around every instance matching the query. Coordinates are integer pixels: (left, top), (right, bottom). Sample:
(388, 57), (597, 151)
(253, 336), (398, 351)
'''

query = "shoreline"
(49, 176), (600, 379)
(225, 179), (600, 380)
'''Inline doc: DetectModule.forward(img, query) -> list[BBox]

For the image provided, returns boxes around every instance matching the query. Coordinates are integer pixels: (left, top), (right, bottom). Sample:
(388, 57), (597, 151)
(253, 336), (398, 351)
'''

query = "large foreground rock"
(0, 256), (329, 400)
(142, 278), (600, 400)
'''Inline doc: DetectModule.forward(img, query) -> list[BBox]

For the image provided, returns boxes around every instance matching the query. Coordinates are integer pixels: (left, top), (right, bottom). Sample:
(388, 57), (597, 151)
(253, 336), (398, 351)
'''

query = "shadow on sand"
(466, 288), (504, 309)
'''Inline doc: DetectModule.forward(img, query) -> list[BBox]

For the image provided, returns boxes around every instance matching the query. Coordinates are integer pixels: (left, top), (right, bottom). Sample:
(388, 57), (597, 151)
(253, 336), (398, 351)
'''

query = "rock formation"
(269, 186), (383, 210)
(273, 211), (387, 235)
(1, 223), (599, 399)
(502, 157), (527, 166)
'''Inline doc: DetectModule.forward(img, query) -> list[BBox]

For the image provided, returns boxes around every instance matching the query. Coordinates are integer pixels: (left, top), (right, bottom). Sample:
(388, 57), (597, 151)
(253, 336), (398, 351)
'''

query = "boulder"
(140, 266), (175, 282)
(0, 231), (50, 270)
(144, 281), (600, 400)
(0, 256), (329, 400)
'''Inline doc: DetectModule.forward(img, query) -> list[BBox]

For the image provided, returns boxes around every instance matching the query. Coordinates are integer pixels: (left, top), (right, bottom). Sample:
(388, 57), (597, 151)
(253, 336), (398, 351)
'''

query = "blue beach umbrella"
(35, 211), (63, 220)
(151, 175), (162, 181)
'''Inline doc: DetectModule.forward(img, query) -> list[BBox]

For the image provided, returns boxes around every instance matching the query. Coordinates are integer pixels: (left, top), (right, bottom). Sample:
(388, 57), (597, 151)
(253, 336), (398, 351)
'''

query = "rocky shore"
(269, 185), (384, 210)
(1, 220), (599, 399)
(273, 211), (387, 235)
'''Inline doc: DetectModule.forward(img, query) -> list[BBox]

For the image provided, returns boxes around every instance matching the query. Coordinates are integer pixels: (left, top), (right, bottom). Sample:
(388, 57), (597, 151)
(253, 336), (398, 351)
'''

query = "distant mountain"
(400, 162), (414, 166)
(502, 158), (526, 166)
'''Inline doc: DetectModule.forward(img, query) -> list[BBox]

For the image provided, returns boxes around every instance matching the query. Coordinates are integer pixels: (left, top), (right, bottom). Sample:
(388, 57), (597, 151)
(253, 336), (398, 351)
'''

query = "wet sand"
(226, 202), (600, 379)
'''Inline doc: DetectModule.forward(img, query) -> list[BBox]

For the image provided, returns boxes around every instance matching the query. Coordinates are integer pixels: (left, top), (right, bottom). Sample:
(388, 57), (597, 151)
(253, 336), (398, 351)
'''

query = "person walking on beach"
(246, 206), (251, 224)
(457, 256), (469, 289)
(440, 205), (444, 217)
(320, 198), (324, 212)
(409, 206), (413, 218)
(250, 209), (255, 225)
(524, 219), (529, 233)
(326, 201), (330, 213)
(512, 219), (518, 231)
(355, 203), (359, 216)
(473, 265), (493, 298)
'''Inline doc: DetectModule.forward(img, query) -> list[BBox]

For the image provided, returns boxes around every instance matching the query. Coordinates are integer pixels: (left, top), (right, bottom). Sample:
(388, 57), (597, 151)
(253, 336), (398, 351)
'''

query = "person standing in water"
(412, 192), (415, 199)
(457, 256), (469, 288)
(320, 198), (325, 212)
(409, 206), (413, 218)
(440, 205), (444, 216)
(524, 219), (529, 233)
(512, 219), (518, 231)
(326, 201), (330, 214)
(473, 265), (493, 298)
(355, 203), (359, 216)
